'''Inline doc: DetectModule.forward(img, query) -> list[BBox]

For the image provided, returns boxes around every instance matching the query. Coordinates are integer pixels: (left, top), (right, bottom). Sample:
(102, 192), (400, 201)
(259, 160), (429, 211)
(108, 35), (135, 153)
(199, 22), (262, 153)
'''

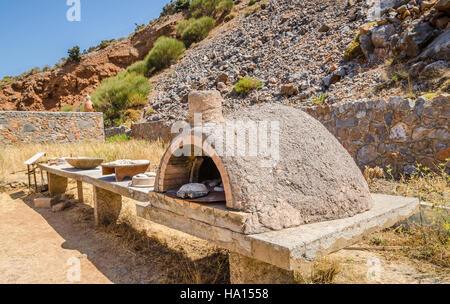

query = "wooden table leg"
(77, 181), (84, 203)
(48, 173), (68, 197)
(93, 186), (122, 226)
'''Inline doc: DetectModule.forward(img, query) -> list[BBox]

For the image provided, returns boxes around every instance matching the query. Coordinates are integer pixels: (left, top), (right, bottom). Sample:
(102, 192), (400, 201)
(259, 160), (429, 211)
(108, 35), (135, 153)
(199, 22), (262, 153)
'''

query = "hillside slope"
(145, 0), (449, 122)
(0, 14), (182, 111)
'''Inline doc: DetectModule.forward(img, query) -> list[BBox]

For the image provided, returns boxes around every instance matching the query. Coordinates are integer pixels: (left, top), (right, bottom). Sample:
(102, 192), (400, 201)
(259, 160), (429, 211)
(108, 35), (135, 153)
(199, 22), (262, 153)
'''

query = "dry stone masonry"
(305, 94), (450, 173)
(0, 111), (104, 144)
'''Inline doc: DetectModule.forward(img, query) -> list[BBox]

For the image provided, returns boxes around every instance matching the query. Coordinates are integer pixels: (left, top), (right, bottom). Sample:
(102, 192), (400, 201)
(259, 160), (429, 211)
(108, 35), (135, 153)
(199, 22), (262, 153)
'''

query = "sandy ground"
(0, 181), (448, 284)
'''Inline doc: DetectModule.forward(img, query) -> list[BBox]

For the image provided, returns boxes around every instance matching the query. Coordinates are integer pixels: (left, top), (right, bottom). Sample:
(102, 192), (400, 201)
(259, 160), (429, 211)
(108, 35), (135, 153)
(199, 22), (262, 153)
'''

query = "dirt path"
(0, 185), (448, 284)
(0, 185), (226, 284)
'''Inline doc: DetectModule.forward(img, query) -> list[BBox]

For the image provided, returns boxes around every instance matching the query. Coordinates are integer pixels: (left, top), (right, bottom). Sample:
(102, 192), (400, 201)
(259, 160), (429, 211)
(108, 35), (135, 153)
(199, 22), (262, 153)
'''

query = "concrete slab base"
(137, 194), (419, 273)
(38, 164), (420, 283)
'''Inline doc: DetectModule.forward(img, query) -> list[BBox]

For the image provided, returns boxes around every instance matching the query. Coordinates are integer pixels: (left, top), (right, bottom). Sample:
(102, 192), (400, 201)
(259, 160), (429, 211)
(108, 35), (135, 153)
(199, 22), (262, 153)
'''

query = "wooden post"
(27, 165), (31, 191)
(48, 173), (68, 197)
(93, 186), (122, 226)
(77, 181), (84, 203)
(40, 168), (44, 191)
(33, 165), (38, 192)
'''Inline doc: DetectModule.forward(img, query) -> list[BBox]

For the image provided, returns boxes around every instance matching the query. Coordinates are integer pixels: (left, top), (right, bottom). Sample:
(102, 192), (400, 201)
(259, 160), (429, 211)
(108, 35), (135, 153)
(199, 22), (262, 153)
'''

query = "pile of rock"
(360, 0), (449, 62)
(145, 0), (448, 124)
(145, 0), (373, 122)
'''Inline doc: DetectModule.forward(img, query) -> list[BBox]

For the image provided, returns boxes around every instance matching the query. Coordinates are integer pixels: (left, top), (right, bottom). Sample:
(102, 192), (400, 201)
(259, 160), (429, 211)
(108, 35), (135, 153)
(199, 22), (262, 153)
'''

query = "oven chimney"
(188, 90), (225, 126)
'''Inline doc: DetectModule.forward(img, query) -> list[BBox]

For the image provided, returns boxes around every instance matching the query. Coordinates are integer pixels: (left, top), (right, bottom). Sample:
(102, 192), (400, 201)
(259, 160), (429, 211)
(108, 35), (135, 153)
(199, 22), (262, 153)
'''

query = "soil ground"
(0, 179), (448, 284)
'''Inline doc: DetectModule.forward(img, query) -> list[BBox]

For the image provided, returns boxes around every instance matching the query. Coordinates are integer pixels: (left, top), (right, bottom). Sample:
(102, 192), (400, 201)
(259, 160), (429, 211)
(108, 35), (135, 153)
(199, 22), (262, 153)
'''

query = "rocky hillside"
(1, 0), (448, 121)
(145, 0), (449, 123)
(0, 14), (182, 111)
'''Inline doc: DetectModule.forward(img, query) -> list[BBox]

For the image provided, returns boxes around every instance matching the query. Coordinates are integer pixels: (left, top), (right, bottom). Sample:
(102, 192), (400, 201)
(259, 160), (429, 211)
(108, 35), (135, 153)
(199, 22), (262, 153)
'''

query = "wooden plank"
(24, 152), (46, 165)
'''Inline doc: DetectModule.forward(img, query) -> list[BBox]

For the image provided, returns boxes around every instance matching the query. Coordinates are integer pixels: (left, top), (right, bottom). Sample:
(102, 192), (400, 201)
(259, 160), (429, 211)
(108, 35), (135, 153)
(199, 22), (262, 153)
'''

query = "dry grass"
(366, 163), (449, 207)
(100, 220), (230, 284)
(366, 225), (449, 269)
(0, 139), (167, 182)
(295, 257), (341, 284)
(365, 164), (449, 268)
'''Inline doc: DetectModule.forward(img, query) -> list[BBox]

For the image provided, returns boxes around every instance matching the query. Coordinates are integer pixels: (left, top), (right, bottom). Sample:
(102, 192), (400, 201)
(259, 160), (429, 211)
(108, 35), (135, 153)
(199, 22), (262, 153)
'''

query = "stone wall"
(0, 111), (104, 144)
(131, 121), (173, 142)
(304, 94), (449, 174)
(104, 126), (131, 138)
(131, 94), (449, 175)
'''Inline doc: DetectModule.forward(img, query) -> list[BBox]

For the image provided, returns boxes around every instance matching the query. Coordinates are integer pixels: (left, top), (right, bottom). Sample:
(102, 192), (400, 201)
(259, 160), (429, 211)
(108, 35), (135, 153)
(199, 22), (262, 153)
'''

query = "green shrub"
(68, 46), (82, 62)
(0, 76), (14, 88)
(248, 0), (260, 6)
(180, 17), (216, 47)
(106, 134), (130, 143)
(61, 106), (74, 112)
(176, 0), (191, 10)
(310, 93), (327, 106)
(145, 36), (186, 74)
(161, 0), (191, 17)
(223, 13), (235, 22)
(189, 0), (233, 18)
(91, 72), (151, 127)
(176, 18), (197, 37)
(54, 57), (68, 68)
(126, 60), (148, 75)
(234, 78), (262, 95)
(216, 0), (234, 16)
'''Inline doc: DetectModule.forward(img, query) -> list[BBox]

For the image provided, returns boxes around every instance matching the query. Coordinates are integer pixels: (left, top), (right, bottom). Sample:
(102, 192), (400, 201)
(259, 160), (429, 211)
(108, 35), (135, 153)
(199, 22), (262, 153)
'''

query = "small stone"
(397, 5), (407, 13)
(318, 24), (331, 32)
(52, 202), (70, 212)
(177, 183), (209, 199)
(217, 82), (228, 93)
(214, 186), (225, 192)
(371, 24), (395, 48)
(404, 165), (418, 176)
(411, 6), (420, 14)
(280, 83), (299, 96)
(420, 0), (435, 10)
(436, 16), (449, 29)
(436, 148), (450, 161)
(205, 179), (221, 188)
(357, 145), (377, 164)
(390, 123), (409, 142)
(435, 0), (450, 12)
(412, 127), (431, 140)
(359, 34), (374, 59)
(216, 72), (229, 84)
(421, 60), (449, 78)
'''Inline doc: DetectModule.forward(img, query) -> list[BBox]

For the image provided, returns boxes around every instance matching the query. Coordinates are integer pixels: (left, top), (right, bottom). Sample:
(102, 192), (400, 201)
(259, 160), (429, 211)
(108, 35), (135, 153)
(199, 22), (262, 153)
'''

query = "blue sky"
(0, 0), (170, 79)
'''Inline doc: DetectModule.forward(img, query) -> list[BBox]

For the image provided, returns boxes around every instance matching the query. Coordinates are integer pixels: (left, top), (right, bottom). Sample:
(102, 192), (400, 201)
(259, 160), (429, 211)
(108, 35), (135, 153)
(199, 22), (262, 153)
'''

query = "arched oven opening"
(157, 144), (231, 205)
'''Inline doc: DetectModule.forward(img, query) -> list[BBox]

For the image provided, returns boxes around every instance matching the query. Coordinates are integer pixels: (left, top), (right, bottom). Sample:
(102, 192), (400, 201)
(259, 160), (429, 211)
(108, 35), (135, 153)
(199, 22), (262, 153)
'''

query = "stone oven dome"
(156, 92), (373, 234)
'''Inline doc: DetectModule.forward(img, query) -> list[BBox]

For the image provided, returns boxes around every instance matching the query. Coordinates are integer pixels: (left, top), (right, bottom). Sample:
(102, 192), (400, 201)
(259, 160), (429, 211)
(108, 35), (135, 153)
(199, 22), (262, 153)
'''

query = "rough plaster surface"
(209, 104), (374, 234)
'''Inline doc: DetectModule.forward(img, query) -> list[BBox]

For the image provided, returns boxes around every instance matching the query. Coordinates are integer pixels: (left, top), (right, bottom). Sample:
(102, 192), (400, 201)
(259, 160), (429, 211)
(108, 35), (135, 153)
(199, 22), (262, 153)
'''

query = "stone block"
(34, 197), (56, 208)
